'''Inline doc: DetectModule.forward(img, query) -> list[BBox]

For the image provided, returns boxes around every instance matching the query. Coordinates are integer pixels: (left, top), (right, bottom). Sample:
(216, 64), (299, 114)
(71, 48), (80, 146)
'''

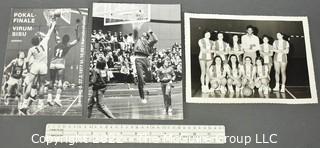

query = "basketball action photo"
(89, 3), (183, 119)
(0, 8), (88, 116)
(185, 13), (317, 104)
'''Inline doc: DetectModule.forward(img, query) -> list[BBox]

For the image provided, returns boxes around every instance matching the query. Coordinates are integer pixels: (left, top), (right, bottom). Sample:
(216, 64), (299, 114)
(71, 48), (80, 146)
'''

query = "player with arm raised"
(19, 20), (56, 115)
(47, 19), (81, 107)
(133, 24), (158, 104)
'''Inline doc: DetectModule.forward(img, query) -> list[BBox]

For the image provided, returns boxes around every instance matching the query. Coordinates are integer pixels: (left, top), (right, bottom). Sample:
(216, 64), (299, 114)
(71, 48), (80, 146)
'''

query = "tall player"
(133, 25), (158, 104)
(19, 21), (56, 115)
(47, 19), (81, 106)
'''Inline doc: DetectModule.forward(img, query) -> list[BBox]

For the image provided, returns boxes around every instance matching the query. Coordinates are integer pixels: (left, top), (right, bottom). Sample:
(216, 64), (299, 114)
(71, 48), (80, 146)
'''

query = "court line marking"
(62, 96), (79, 116)
(105, 86), (182, 92)
(102, 93), (182, 100)
(285, 88), (297, 99)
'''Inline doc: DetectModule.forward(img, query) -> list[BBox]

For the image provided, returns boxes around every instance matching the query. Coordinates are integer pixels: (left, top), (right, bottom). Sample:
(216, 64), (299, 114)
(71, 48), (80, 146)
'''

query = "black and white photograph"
(89, 3), (183, 119)
(0, 8), (87, 115)
(185, 13), (317, 104)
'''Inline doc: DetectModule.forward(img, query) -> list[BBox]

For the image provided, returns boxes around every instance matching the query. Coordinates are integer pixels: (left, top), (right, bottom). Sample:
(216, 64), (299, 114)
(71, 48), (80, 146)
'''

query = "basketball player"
(157, 57), (176, 116)
(241, 26), (260, 64)
(2, 52), (26, 106)
(133, 28), (158, 104)
(198, 31), (214, 93)
(240, 56), (256, 92)
(272, 32), (289, 93)
(208, 56), (227, 93)
(19, 21), (56, 115)
(47, 21), (80, 107)
(259, 35), (274, 72)
(229, 35), (244, 63)
(88, 52), (115, 118)
(213, 32), (229, 62)
(226, 54), (242, 93)
(255, 57), (270, 95)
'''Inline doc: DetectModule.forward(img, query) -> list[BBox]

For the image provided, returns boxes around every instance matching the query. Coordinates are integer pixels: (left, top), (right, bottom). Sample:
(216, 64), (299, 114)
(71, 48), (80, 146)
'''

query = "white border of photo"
(184, 13), (318, 104)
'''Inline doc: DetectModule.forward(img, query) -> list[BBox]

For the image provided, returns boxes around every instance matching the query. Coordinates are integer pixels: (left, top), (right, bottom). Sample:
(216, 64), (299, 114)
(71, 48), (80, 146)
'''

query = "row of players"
(199, 26), (289, 94)
(2, 20), (81, 115)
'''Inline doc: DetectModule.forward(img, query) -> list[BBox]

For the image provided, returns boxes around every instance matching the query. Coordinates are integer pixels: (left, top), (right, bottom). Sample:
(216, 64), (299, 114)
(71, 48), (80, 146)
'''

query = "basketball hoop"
(43, 9), (72, 26)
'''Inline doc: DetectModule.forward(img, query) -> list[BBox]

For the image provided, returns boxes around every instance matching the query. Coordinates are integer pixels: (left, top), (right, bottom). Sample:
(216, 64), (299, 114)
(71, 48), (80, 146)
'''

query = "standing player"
(241, 26), (260, 64)
(259, 35), (274, 72)
(212, 32), (229, 62)
(88, 52), (115, 118)
(133, 27), (158, 104)
(272, 32), (289, 93)
(157, 57), (176, 115)
(2, 52), (26, 106)
(47, 20), (80, 107)
(19, 21), (56, 115)
(198, 31), (214, 93)
(229, 35), (244, 63)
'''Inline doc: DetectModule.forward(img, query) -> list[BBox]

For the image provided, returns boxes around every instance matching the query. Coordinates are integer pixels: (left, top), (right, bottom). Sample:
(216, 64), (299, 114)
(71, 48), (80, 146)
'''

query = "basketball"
(242, 87), (253, 97)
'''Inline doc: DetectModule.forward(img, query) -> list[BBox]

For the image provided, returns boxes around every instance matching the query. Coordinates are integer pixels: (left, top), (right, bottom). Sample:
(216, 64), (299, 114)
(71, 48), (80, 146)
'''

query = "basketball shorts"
(30, 62), (47, 75)
(50, 58), (65, 69)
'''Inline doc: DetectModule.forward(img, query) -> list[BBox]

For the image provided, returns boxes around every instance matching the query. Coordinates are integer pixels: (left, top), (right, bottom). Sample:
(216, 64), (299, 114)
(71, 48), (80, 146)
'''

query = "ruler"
(45, 124), (226, 144)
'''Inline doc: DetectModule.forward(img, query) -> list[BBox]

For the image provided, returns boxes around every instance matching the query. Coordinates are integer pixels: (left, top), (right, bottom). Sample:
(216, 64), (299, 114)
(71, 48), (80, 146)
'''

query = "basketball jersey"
(158, 66), (175, 83)
(228, 64), (240, 77)
(210, 65), (224, 78)
(243, 64), (254, 78)
(29, 44), (47, 63)
(214, 40), (228, 52)
(53, 43), (71, 60)
(92, 60), (108, 90)
(231, 43), (241, 52)
(256, 65), (268, 77)
(198, 38), (214, 60)
(260, 44), (273, 64)
(274, 40), (289, 62)
(11, 59), (24, 79)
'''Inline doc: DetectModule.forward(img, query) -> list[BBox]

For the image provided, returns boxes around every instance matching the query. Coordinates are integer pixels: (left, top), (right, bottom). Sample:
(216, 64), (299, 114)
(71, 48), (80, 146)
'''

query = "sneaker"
(141, 98), (147, 104)
(280, 85), (285, 93)
(162, 108), (167, 115)
(54, 99), (62, 107)
(47, 94), (54, 106)
(19, 108), (29, 116)
(37, 100), (45, 109)
(273, 83), (280, 91)
(168, 107), (173, 116)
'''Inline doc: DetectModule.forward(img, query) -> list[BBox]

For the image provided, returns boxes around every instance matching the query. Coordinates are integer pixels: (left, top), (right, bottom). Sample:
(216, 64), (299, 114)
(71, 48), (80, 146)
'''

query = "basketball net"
(43, 9), (72, 26)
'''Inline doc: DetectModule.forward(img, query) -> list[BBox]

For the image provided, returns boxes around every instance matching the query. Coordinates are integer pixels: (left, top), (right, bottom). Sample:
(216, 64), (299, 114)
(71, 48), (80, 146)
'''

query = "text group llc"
(226, 134), (278, 146)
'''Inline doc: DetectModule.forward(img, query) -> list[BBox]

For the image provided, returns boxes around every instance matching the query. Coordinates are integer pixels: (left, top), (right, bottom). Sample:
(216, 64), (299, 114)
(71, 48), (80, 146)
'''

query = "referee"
(133, 29), (158, 104)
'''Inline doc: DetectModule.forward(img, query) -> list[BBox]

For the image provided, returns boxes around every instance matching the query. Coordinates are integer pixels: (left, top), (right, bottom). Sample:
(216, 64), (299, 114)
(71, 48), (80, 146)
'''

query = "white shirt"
(241, 34), (260, 51)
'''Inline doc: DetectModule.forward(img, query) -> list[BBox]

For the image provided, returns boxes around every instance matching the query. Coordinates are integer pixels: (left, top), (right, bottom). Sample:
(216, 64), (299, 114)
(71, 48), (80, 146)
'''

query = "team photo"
(185, 13), (317, 104)
(89, 3), (183, 119)
(0, 8), (87, 115)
